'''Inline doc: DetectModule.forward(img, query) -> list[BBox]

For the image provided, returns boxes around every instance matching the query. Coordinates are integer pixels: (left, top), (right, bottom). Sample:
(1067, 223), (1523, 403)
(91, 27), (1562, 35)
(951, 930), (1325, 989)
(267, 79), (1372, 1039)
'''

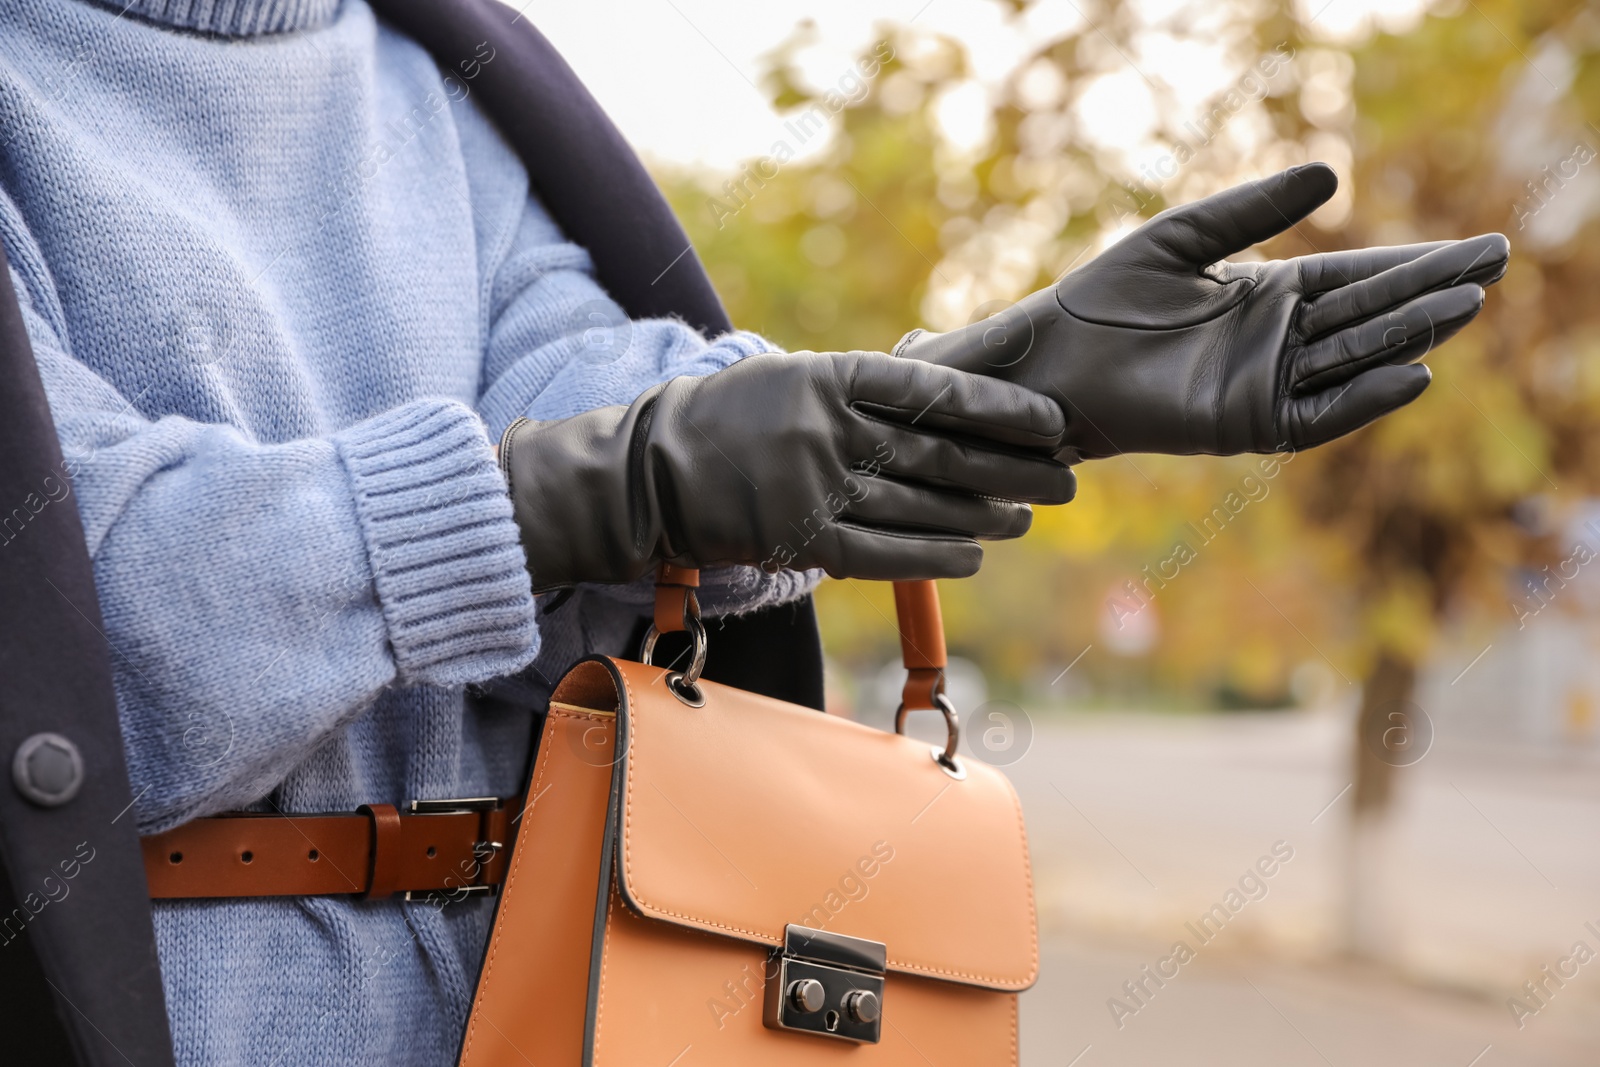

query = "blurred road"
(1020, 939), (1597, 1066)
(978, 708), (1600, 1065)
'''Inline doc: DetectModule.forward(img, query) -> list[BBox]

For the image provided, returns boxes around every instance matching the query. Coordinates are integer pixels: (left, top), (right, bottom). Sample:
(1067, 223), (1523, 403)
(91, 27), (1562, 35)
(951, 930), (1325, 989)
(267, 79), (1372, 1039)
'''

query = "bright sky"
(521, 0), (1078, 170)
(511, 0), (1434, 173)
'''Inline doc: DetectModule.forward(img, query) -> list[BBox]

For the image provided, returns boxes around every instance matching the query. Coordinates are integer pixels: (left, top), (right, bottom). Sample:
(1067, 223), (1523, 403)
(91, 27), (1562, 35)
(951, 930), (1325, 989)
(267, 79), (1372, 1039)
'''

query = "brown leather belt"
(141, 796), (522, 901)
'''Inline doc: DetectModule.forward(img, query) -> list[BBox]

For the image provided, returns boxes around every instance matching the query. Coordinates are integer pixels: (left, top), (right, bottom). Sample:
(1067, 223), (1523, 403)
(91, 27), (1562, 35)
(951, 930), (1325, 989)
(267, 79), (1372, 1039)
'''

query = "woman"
(0, 1), (1503, 1063)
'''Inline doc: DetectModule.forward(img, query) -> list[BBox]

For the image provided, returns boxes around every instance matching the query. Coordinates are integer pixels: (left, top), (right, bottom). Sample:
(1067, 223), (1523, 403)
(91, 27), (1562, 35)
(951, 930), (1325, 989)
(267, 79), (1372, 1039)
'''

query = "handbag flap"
(589, 658), (1039, 991)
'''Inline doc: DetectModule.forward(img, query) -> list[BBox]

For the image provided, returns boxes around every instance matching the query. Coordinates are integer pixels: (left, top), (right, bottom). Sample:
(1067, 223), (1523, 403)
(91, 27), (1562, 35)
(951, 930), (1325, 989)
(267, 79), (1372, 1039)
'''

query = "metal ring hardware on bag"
(894, 691), (965, 781)
(638, 614), (707, 707)
(889, 578), (964, 779)
(643, 569), (964, 776)
(639, 568), (708, 707)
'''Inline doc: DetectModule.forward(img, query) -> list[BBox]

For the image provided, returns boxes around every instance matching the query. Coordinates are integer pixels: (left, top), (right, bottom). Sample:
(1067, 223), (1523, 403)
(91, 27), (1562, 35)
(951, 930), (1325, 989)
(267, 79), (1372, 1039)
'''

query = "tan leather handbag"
(457, 568), (1038, 1065)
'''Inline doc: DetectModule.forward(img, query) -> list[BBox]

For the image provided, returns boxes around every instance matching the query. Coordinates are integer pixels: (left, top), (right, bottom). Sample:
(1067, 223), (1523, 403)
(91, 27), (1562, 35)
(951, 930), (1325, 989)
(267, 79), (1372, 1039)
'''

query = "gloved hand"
(498, 350), (1076, 589)
(894, 163), (1509, 460)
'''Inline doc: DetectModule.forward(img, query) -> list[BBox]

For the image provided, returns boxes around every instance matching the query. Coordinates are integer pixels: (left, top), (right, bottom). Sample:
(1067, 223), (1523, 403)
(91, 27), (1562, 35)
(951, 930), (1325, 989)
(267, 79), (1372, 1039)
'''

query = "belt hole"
(426, 845), (436, 858)
(240, 850), (254, 864)
(168, 851), (183, 865)
(307, 849), (319, 862)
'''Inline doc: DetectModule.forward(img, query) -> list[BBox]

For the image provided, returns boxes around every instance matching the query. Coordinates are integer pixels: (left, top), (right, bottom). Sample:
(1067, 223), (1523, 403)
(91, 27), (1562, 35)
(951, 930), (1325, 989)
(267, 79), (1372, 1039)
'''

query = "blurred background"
(530, 0), (1600, 1061)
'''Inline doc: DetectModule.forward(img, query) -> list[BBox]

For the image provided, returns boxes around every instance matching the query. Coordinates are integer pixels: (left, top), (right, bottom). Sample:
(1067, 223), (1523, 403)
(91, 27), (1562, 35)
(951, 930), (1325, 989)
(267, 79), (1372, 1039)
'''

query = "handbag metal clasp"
(763, 925), (886, 1044)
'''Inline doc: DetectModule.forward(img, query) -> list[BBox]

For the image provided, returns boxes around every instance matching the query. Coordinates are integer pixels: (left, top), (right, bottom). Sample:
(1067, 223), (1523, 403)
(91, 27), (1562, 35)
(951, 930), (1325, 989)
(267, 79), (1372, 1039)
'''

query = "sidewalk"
(1021, 935), (1600, 1066)
(989, 709), (1600, 1063)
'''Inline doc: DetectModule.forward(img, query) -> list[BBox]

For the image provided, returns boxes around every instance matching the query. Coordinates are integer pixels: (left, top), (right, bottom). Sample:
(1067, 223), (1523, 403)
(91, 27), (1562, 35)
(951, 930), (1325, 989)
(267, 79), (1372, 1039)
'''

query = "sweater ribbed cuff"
(336, 400), (537, 686)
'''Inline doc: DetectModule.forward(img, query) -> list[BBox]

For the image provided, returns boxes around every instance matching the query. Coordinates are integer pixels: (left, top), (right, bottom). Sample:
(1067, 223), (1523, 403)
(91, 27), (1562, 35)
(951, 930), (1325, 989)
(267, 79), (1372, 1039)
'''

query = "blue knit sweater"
(0, 1), (815, 1062)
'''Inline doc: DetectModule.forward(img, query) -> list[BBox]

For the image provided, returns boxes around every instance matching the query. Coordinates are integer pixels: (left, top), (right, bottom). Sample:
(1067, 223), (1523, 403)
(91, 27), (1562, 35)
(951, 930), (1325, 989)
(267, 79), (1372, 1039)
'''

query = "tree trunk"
(1342, 651), (1416, 958)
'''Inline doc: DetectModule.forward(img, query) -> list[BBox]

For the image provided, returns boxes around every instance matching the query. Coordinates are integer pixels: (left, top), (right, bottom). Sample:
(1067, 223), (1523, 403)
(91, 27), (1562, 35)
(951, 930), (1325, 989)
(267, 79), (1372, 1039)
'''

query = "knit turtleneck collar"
(107, 0), (342, 36)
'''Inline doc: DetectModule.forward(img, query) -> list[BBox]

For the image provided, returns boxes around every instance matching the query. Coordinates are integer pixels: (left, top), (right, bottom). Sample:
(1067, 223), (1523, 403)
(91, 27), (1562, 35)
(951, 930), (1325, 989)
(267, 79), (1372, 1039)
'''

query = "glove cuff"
(502, 389), (668, 592)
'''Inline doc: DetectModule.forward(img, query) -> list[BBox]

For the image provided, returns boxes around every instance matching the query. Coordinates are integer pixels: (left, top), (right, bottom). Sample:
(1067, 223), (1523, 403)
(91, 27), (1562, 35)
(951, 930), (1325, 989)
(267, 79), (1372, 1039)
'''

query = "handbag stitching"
(1010, 991), (1019, 1064)
(461, 707), (611, 1062)
(596, 666), (642, 1064)
(1008, 773), (1042, 984)
(618, 664), (1036, 990)
(593, 882), (619, 1060)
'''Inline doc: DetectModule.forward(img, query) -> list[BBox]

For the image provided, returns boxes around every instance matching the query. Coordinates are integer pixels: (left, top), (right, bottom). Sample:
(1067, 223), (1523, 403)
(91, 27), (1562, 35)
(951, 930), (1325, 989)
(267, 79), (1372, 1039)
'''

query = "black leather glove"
(895, 163), (1509, 459)
(498, 351), (1076, 589)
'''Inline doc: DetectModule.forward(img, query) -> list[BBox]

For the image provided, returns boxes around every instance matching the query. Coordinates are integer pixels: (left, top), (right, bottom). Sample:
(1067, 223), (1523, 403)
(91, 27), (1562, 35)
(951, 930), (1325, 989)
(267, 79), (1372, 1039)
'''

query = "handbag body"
(457, 573), (1038, 1065)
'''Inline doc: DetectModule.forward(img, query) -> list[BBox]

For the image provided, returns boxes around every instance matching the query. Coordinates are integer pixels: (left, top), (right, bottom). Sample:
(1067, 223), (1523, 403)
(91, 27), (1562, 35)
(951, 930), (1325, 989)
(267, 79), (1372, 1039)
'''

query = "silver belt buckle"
(400, 796), (504, 904)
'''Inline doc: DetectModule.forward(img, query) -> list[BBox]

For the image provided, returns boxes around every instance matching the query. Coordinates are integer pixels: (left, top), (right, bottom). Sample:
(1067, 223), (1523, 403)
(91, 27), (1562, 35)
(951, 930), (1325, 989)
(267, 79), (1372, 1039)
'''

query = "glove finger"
(844, 477), (1039, 541)
(817, 526), (984, 581)
(1296, 240), (1456, 295)
(868, 423), (1078, 505)
(1299, 233), (1507, 339)
(1140, 163), (1337, 266)
(1292, 283), (1484, 396)
(1283, 363), (1431, 450)
(849, 354), (1068, 451)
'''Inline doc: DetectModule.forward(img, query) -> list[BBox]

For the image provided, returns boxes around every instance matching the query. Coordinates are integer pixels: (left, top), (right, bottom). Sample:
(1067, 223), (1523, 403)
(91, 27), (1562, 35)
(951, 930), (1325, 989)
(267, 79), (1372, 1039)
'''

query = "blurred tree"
(1270, 0), (1600, 952)
(655, 0), (1600, 952)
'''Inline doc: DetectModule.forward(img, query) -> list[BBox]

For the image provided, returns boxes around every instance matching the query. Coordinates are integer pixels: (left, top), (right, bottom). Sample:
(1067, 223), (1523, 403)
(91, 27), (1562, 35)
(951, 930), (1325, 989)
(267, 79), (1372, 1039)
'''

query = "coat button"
(13, 733), (84, 807)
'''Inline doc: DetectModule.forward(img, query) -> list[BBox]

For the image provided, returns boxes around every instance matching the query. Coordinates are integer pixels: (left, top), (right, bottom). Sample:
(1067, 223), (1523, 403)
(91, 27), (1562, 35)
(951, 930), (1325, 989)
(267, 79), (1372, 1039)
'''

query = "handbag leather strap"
(653, 562), (701, 634)
(141, 796), (520, 900)
(654, 572), (948, 710)
(892, 579), (948, 711)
